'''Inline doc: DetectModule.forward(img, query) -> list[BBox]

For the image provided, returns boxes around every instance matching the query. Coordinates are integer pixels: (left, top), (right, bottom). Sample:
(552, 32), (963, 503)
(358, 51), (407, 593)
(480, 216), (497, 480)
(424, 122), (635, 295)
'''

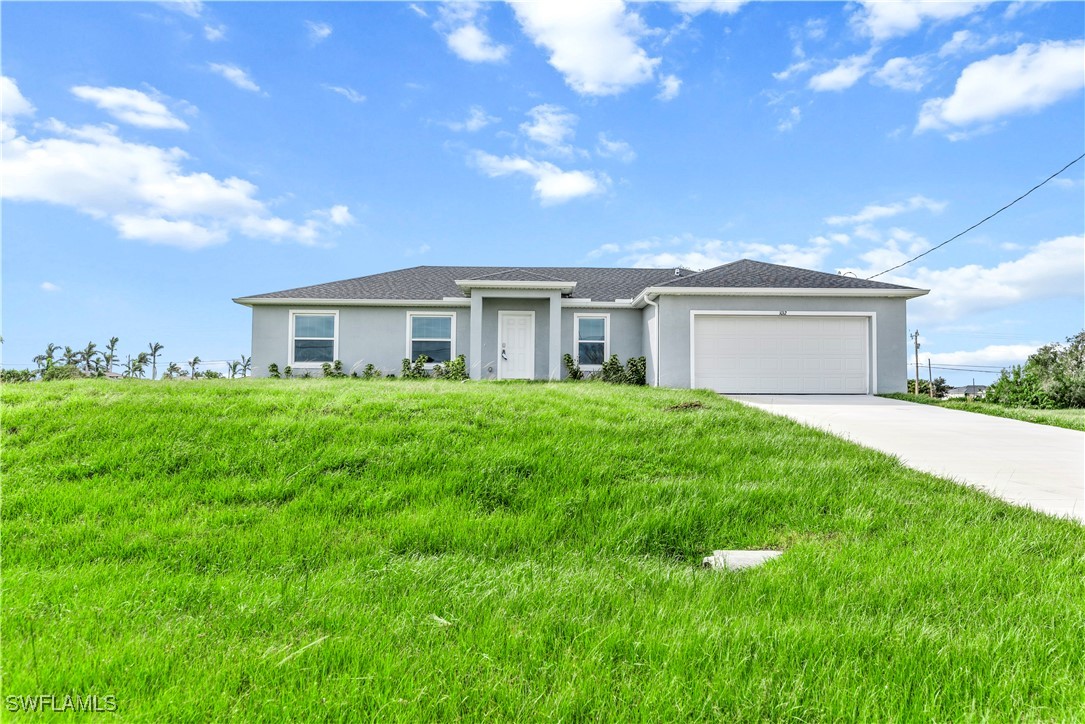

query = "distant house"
(234, 259), (928, 394)
(947, 384), (987, 399)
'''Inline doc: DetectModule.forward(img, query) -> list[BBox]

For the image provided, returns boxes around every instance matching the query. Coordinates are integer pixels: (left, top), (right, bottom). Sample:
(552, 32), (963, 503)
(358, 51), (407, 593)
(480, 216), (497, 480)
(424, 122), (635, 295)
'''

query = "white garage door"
(693, 315), (869, 394)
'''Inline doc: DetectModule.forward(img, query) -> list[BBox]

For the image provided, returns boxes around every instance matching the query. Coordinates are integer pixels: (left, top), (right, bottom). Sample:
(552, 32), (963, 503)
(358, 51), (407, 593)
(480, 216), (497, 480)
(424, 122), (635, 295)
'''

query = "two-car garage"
(692, 313), (871, 394)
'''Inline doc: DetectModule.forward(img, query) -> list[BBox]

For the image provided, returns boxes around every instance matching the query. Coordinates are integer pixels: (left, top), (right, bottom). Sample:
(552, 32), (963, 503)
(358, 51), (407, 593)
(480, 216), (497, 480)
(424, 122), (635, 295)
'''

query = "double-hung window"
(574, 314), (608, 368)
(408, 313), (455, 364)
(290, 311), (337, 365)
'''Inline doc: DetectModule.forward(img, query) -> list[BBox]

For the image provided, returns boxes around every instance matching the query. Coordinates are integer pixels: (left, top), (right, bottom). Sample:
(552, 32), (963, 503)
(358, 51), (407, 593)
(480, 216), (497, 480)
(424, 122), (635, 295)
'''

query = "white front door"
(498, 311), (535, 379)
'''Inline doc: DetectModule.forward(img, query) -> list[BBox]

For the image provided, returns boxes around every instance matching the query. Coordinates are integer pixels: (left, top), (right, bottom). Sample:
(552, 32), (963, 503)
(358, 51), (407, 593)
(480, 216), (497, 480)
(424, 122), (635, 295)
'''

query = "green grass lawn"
(3, 380), (1084, 720)
(881, 392), (1085, 432)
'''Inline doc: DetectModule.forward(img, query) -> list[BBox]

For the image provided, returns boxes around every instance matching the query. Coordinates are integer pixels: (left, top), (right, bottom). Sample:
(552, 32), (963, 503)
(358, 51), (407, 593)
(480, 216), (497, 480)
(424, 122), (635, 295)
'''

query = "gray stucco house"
(234, 259), (928, 393)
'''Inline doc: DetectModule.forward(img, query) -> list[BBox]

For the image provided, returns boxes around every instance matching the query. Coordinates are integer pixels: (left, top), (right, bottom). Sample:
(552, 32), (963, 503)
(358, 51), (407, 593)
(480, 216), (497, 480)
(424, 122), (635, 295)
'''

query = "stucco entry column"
(548, 291), (561, 381)
(470, 292), (483, 380)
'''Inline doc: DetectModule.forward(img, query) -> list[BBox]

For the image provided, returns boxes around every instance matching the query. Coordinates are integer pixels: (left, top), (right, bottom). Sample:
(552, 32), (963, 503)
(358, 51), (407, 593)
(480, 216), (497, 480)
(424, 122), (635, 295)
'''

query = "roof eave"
(631, 286), (929, 306)
(233, 297), (471, 307)
(454, 279), (577, 293)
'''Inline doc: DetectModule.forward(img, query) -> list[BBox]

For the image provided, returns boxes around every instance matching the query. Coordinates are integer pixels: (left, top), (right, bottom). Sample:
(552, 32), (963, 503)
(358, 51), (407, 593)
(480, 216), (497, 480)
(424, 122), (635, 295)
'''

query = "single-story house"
(946, 384), (987, 399)
(234, 259), (929, 394)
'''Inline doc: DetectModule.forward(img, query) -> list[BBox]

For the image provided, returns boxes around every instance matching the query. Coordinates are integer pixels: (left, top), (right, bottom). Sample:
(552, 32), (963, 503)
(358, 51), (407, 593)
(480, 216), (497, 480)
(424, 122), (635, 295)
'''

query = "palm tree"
(227, 360), (241, 379)
(80, 341), (100, 372)
(187, 356), (201, 378)
(104, 337), (120, 373)
(164, 362), (182, 379)
(240, 355), (252, 378)
(147, 342), (164, 380)
(135, 352), (149, 379)
(62, 346), (78, 367)
(43, 343), (60, 365)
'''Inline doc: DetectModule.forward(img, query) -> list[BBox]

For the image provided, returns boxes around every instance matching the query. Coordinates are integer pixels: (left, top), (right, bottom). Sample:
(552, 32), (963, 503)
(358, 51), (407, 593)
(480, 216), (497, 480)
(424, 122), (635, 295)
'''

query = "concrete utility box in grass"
(702, 550), (782, 571)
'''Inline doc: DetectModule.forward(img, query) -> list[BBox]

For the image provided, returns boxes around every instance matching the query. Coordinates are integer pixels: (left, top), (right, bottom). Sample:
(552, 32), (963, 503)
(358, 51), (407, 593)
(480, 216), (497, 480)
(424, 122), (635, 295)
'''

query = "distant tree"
(163, 362), (182, 380)
(80, 341), (100, 372)
(908, 377), (950, 398)
(987, 331), (1085, 409)
(104, 337), (120, 373)
(240, 354), (252, 378)
(227, 360), (241, 379)
(62, 346), (79, 367)
(147, 342), (165, 380)
(187, 356), (201, 378)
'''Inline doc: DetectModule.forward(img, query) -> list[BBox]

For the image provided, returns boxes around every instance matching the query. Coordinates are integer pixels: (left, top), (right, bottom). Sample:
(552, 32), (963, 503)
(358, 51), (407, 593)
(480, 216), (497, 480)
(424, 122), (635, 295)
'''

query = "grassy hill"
(3, 380), (1083, 720)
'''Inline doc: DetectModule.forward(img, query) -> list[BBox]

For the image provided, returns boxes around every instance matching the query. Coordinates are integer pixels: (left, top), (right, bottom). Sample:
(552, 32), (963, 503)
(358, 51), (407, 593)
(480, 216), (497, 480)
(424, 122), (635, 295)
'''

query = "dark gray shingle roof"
(656, 259), (916, 290)
(239, 266), (698, 301)
(238, 260), (920, 302)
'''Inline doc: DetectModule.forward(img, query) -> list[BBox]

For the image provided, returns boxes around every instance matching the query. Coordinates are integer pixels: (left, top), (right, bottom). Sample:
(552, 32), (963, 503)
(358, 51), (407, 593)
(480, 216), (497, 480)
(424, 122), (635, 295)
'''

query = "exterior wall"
(654, 295), (909, 393)
(250, 304), (470, 377)
(559, 307), (644, 379)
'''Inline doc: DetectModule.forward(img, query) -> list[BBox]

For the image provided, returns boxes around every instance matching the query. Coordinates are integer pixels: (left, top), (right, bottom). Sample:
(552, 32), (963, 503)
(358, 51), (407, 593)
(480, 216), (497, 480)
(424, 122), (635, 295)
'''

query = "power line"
(868, 152), (1085, 279)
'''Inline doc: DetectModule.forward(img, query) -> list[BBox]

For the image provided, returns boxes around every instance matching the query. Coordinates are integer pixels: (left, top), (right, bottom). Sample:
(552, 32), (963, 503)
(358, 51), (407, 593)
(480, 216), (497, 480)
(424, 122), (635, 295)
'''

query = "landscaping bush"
(267, 363), (281, 379)
(401, 356), (429, 379)
(562, 353), (583, 380)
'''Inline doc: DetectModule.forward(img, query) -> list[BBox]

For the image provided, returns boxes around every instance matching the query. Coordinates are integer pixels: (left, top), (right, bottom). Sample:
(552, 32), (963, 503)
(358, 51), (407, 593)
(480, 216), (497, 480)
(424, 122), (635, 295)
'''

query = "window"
(408, 313), (455, 364)
(575, 314), (608, 367)
(290, 311), (337, 364)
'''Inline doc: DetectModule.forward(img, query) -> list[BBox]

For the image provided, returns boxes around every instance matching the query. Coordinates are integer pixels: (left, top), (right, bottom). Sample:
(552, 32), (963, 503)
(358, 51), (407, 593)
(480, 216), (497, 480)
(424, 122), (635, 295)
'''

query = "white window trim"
(288, 309), (339, 367)
(406, 311), (457, 368)
(573, 312), (610, 371)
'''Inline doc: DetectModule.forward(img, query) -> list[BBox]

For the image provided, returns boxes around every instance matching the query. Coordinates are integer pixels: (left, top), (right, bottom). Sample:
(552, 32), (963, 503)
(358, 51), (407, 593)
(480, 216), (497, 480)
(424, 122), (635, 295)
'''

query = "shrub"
(1, 369), (36, 383)
(562, 354), (583, 380)
(624, 356), (647, 386)
(40, 364), (83, 382)
(986, 331), (1084, 409)
(361, 364), (381, 380)
(267, 363), (281, 379)
(434, 354), (468, 381)
(321, 360), (347, 378)
(401, 356), (429, 379)
(202, 370), (224, 379)
(284, 366), (293, 378)
(600, 354), (625, 384)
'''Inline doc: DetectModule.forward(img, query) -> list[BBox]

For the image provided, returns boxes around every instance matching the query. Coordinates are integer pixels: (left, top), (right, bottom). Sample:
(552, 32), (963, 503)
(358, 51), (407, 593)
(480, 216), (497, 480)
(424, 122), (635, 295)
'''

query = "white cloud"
(40, 281), (61, 293)
(808, 53), (873, 92)
(826, 195), (947, 226)
(773, 60), (812, 82)
(207, 63), (262, 93)
(405, 243), (431, 256)
(1, 114), (349, 250)
(873, 56), (928, 92)
(437, 3), (509, 63)
(595, 133), (636, 162)
(927, 344), (1039, 367)
(513, 2), (660, 96)
(520, 104), (578, 155)
(471, 151), (609, 205)
(674, 1), (750, 15)
(159, 0), (203, 19)
(322, 84), (366, 103)
(656, 74), (682, 101)
(917, 40), (1085, 134)
(71, 86), (189, 130)
(851, 1), (989, 41)
(408, 4), (428, 18)
(849, 235), (1084, 321)
(203, 24), (226, 41)
(443, 105), (500, 132)
(938, 29), (1014, 57)
(777, 106), (801, 132)
(1, 76), (35, 119)
(306, 20), (332, 43)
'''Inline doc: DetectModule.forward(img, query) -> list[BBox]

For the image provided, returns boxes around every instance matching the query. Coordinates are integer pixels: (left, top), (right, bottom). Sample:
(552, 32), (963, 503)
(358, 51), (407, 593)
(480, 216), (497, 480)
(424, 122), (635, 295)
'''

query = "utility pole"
(912, 330), (921, 395)
(928, 358), (934, 398)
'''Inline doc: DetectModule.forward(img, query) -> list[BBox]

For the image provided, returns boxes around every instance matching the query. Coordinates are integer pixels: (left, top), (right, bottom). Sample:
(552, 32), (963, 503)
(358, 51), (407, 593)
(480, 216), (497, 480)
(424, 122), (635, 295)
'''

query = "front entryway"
(498, 311), (535, 379)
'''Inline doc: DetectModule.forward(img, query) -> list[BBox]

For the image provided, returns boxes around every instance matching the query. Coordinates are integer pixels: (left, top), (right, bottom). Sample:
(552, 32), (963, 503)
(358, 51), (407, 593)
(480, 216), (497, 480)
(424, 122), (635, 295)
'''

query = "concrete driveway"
(727, 395), (1085, 524)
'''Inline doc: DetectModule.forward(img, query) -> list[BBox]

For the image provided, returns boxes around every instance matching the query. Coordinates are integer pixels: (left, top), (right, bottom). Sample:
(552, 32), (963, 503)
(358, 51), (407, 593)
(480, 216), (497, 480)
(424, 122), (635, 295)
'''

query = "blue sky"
(3, 0), (1083, 384)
